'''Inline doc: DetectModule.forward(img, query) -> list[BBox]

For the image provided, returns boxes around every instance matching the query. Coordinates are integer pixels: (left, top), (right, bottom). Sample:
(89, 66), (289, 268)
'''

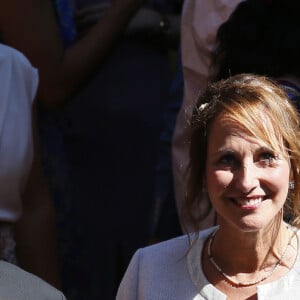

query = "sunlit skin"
(205, 113), (290, 234)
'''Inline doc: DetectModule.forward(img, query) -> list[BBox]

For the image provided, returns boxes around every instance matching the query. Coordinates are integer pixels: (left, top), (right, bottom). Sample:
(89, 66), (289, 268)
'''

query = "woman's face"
(205, 113), (290, 232)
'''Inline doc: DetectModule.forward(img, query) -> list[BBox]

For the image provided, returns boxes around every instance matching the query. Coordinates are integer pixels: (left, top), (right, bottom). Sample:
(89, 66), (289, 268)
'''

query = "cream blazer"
(117, 227), (300, 300)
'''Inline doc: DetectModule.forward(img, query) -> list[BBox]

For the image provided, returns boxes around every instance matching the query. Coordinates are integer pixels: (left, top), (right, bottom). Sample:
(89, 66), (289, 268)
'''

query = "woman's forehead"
(208, 111), (285, 152)
(209, 114), (266, 144)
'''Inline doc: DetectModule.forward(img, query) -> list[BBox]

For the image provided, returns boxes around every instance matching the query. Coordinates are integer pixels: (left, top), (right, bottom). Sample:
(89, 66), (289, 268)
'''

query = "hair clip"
(199, 103), (209, 111)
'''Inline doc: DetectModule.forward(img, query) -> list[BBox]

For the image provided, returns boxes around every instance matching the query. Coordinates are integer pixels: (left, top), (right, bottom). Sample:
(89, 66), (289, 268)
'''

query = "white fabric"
(172, 0), (241, 229)
(117, 227), (300, 299)
(0, 44), (38, 222)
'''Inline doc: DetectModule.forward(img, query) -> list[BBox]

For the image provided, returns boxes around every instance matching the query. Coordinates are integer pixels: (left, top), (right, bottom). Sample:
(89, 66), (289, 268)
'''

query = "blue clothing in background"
(39, 1), (183, 299)
(54, 0), (77, 46)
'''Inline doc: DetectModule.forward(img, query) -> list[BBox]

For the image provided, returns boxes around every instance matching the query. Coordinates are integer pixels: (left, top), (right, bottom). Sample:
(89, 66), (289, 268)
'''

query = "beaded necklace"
(207, 228), (294, 287)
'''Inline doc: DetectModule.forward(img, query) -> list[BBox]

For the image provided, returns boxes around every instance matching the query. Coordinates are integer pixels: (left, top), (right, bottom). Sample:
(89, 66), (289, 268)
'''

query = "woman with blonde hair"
(117, 73), (300, 299)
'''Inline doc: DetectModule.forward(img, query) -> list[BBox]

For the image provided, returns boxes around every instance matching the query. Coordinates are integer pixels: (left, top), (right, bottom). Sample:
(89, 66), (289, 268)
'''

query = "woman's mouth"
(231, 197), (265, 209)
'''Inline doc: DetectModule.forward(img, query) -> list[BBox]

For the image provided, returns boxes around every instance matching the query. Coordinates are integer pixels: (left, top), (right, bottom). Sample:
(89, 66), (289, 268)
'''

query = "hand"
(74, 1), (146, 37)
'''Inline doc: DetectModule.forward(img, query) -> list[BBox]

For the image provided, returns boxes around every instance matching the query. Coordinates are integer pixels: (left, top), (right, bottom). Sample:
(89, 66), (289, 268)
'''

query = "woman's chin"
(219, 214), (269, 233)
(235, 217), (272, 233)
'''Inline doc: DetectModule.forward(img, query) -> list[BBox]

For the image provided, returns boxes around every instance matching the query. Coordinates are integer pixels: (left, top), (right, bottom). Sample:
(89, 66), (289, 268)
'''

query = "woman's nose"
(235, 162), (259, 193)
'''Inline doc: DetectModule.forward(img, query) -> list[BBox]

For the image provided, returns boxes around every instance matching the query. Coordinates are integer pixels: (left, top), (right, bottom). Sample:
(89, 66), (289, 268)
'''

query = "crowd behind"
(0, 0), (299, 299)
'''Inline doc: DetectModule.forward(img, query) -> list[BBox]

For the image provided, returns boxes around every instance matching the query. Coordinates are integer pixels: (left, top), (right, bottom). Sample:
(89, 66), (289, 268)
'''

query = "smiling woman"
(186, 74), (300, 231)
(116, 74), (300, 300)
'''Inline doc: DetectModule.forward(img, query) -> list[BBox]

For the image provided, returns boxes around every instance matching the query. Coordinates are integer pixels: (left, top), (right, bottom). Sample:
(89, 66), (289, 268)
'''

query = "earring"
(289, 181), (295, 190)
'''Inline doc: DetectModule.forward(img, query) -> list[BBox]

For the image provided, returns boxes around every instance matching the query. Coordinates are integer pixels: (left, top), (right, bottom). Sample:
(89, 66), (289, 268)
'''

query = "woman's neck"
(212, 221), (290, 273)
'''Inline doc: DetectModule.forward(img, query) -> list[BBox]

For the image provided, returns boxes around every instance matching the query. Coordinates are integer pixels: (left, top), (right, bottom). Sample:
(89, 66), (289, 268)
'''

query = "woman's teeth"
(234, 197), (263, 206)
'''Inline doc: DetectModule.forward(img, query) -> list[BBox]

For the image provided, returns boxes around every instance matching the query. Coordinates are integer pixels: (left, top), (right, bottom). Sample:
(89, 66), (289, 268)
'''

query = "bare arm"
(0, 0), (144, 109)
(76, 4), (181, 48)
(15, 105), (61, 288)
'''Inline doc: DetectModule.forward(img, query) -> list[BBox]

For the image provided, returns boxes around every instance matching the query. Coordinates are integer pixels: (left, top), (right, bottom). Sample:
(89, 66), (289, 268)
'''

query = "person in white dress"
(0, 43), (61, 287)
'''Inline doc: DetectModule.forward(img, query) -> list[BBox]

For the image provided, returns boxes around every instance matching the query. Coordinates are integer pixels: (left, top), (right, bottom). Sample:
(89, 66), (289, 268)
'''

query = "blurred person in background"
(62, 0), (183, 298)
(0, 0), (182, 298)
(0, 43), (61, 288)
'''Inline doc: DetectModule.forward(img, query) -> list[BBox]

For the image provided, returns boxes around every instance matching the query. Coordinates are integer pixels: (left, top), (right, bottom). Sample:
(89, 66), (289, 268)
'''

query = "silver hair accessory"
(199, 102), (209, 111)
(289, 181), (295, 190)
(195, 102), (209, 136)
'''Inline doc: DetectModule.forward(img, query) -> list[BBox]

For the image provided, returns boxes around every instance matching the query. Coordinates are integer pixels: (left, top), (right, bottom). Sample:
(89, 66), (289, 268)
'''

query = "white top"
(116, 227), (300, 299)
(0, 44), (38, 222)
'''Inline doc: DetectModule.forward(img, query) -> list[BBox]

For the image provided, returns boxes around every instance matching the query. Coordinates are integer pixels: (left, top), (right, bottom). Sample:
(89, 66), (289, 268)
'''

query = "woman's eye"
(219, 154), (238, 167)
(258, 152), (278, 166)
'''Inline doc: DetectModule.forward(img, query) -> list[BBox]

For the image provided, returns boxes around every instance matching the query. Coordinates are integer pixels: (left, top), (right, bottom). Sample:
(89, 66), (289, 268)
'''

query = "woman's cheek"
(206, 168), (233, 192)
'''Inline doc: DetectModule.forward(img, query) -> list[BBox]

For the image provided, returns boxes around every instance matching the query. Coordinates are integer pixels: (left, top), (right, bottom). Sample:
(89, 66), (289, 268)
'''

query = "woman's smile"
(230, 195), (266, 209)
